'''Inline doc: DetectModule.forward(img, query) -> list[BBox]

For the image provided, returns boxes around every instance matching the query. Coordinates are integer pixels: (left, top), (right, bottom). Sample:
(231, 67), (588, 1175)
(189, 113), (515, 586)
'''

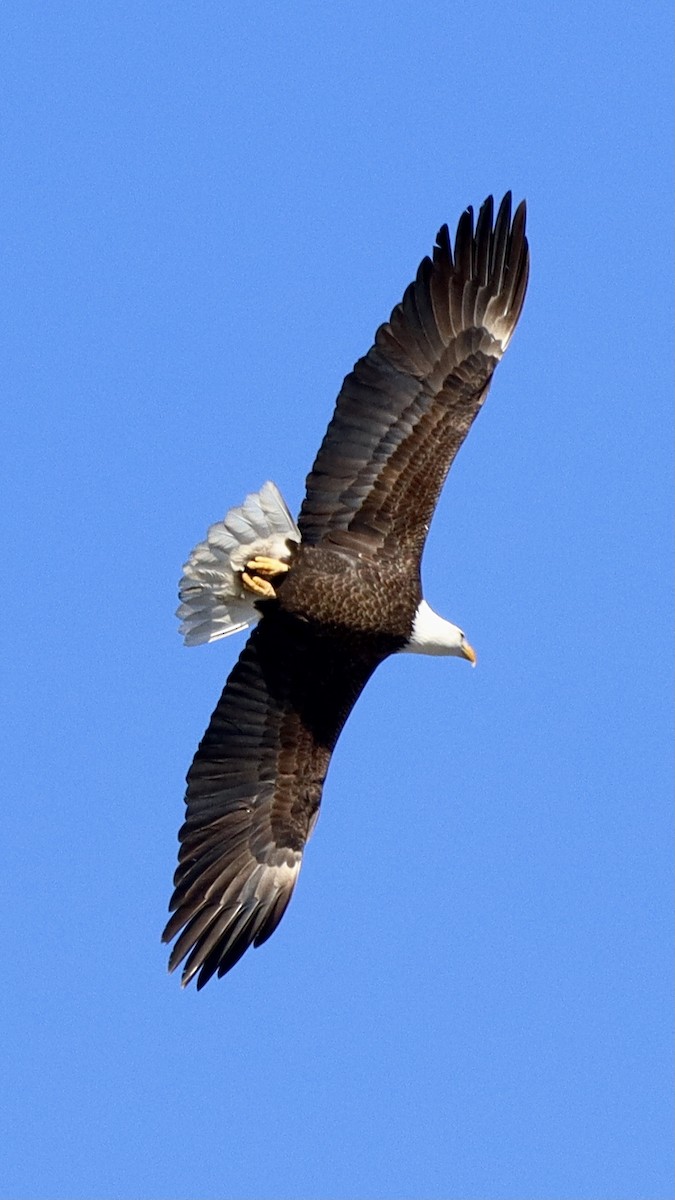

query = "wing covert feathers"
(298, 192), (529, 556)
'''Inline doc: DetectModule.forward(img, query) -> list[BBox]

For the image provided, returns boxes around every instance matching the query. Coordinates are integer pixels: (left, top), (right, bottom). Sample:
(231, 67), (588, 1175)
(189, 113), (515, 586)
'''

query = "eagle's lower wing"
(298, 193), (529, 560)
(163, 615), (381, 987)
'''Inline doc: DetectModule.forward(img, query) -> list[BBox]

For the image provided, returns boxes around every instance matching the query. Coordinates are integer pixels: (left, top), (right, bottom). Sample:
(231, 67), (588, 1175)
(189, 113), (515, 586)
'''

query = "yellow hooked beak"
(461, 640), (477, 666)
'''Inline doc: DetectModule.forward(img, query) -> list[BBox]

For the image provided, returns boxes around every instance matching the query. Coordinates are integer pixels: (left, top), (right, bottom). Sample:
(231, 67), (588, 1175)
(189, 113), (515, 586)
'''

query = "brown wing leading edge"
(298, 193), (529, 560)
(163, 615), (384, 988)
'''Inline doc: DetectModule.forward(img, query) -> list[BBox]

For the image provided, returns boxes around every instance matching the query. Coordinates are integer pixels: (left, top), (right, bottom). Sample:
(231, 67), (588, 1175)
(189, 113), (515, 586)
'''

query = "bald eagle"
(164, 193), (529, 987)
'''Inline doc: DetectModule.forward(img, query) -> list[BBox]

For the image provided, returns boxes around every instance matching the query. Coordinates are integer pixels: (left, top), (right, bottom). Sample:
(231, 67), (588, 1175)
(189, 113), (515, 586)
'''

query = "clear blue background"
(2, 4), (672, 1198)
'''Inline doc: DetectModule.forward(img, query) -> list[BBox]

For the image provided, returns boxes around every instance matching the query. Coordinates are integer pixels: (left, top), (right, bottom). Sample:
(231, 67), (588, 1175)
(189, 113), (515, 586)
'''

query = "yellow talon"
(245, 555), (291, 577)
(241, 571), (277, 599)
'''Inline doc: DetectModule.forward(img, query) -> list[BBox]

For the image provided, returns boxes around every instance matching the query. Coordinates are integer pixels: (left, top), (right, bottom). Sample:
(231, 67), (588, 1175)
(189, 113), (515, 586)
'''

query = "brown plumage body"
(165, 193), (530, 987)
(274, 541), (421, 641)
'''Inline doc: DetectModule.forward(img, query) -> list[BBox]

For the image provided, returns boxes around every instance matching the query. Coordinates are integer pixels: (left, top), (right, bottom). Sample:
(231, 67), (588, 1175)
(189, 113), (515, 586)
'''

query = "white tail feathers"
(177, 481), (300, 646)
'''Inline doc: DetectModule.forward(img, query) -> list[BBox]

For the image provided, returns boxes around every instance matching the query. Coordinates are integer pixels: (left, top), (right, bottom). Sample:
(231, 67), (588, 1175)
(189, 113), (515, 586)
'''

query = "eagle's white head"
(401, 599), (477, 664)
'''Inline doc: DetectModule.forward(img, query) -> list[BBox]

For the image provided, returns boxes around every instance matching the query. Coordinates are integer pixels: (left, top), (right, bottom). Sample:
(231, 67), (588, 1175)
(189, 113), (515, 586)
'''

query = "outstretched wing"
(163, 614), (381, 987)
(298, 193), (529, 559)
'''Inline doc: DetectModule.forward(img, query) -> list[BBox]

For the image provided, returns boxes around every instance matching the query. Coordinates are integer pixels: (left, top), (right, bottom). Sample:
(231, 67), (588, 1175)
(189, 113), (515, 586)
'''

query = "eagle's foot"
(241, 570), (277, 599)
(241, 555), (290, 600)
(245, 555), (291, 578)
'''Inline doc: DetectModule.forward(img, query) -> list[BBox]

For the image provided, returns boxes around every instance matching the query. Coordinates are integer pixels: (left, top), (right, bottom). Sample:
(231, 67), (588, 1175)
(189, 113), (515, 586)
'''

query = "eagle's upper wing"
(298, 193), (529, 559)
(163, 615), (381, 987)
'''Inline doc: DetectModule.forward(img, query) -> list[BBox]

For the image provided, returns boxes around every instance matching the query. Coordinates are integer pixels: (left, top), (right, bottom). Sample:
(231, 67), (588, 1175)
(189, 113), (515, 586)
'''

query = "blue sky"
(2, 3), (672, 1198)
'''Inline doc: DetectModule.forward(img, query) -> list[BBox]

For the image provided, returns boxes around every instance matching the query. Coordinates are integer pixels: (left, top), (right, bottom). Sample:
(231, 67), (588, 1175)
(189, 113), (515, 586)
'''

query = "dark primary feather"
(298, 193), (529, 559)
(165, 194), (529, 985)
(163, 613), (384, 988)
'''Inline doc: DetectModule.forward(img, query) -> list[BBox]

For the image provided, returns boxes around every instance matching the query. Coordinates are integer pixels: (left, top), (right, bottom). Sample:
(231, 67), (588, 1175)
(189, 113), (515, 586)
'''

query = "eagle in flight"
(164, 193), (529, 987)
